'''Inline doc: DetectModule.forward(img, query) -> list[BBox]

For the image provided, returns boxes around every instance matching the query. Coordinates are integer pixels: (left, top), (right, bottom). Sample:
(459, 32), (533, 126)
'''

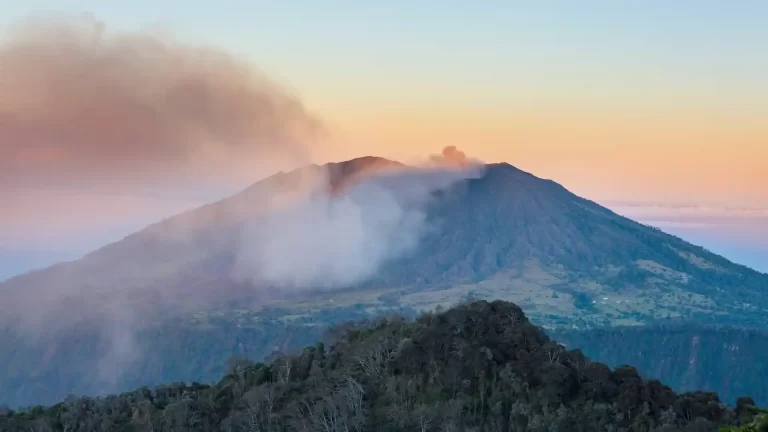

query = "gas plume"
(0, 14), (320, 190)
(234, 150), (484, 291)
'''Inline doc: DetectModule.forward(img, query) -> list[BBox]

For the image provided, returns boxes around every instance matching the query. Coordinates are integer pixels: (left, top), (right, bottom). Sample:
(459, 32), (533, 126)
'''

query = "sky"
(1, 1), (766, 279)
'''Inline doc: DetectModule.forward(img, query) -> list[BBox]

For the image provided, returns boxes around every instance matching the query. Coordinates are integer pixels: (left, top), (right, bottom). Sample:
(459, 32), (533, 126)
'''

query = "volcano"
(1, 157), (766, 407)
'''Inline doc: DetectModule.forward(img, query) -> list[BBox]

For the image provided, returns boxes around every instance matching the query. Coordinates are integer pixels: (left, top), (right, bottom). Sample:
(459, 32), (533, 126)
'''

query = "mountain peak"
(326, 155), (404, 170)
(324, 156), (406, 194)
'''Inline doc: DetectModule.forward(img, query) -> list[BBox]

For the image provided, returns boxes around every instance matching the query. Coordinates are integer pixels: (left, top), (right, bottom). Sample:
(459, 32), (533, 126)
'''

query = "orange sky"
(311, 101), (767, 208)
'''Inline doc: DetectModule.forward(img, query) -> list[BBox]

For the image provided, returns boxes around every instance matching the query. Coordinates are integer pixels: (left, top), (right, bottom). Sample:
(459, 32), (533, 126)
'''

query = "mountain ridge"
(5, 157), (761, 287)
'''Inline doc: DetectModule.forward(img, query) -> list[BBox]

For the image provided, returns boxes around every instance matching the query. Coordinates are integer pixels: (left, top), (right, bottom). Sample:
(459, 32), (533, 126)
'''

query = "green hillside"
(553, 324), (768, 406)
(1, 301), (762, 432)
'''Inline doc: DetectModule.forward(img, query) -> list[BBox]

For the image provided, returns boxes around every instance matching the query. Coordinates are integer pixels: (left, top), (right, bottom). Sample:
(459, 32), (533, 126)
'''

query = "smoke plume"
(234, 149), (484, 291)
(429, 145), (482, 168)
(0, 14), (320, 189)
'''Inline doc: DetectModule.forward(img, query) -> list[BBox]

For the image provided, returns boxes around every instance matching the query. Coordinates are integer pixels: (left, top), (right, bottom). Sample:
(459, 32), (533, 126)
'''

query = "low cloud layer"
(606, 201), (768, 273)
(607, 202), (768, 227)
(0, 15), (320, 189)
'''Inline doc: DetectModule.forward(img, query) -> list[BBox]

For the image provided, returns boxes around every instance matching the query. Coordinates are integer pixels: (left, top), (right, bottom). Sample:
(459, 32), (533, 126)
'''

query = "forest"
(0, 300), (763, 431)
(552, 324), (768, 407)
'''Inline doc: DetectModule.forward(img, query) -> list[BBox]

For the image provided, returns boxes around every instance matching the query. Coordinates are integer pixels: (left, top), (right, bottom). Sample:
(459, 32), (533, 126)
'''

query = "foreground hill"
(1, 301), (763, 432)
(1, 157), (767, 407)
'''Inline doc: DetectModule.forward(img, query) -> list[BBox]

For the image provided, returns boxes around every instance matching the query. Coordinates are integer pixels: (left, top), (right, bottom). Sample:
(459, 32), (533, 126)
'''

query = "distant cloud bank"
(605, 201), (768, 273)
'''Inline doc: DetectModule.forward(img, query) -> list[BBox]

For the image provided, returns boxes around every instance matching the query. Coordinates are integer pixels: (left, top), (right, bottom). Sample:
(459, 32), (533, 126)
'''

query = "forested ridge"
(1, 301), (762, 431)
(553, 324), (768, 406)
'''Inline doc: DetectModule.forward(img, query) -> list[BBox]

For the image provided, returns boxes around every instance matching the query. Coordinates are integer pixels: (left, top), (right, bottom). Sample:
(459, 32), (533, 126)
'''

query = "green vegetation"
(553, 324), (768, 406)
(718, 403), (768, 431)
(0, 301), (762, 431)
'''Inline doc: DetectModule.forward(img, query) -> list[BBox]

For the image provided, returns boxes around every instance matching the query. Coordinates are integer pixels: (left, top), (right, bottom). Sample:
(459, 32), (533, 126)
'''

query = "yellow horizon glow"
(308, 98), (767, 208)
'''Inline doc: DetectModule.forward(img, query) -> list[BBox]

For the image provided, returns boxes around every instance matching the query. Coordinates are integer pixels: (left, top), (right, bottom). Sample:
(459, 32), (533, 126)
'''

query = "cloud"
(606, 201), (768, 272)
(234, 151), (485, 291)
(0, 13), (324, 272)
(607, 202), (768, 226)
(0, 14), (321, 189)
(235, 169), (424, 289)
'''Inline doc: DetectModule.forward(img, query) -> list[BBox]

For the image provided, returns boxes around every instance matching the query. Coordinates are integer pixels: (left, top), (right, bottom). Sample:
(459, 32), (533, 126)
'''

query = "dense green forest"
(1, 301), (762, 431)
(719, 407), (768, 431)
(553, 325), (768, 406)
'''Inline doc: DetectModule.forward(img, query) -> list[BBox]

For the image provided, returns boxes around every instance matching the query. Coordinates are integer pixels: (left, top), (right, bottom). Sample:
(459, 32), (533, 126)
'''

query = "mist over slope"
(1, 157), (767, 408)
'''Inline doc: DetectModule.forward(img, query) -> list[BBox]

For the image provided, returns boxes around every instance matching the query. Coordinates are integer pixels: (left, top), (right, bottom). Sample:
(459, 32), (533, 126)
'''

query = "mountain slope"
(351, 162), (768, 327)
(1, 158), (767, 408)
(1, 301), (760, 432)
(2, 159), (766, 328)
(0, 156), (406, 329)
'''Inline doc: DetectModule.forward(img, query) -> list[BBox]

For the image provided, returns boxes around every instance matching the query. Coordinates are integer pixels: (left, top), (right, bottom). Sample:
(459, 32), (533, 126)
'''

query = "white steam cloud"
(234, 152), (484, 291)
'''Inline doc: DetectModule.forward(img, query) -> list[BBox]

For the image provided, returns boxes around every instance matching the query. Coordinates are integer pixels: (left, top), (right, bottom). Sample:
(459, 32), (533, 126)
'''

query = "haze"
(2, 2), (766, 280)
